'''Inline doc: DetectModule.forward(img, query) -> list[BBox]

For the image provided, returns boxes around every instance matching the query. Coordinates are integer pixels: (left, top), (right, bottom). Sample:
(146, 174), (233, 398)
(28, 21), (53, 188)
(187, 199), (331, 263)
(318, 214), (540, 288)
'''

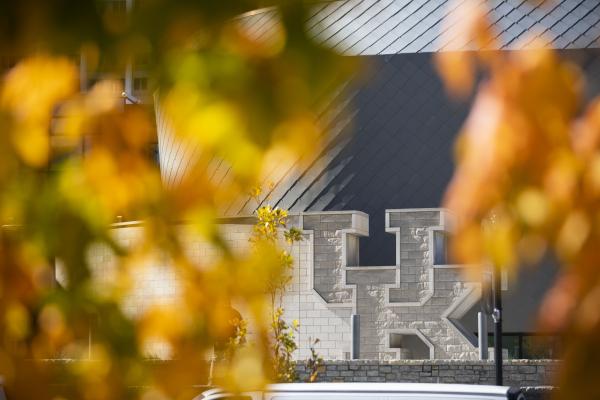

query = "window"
(433, 230), (448, 265)
(485, 333), (561, 359)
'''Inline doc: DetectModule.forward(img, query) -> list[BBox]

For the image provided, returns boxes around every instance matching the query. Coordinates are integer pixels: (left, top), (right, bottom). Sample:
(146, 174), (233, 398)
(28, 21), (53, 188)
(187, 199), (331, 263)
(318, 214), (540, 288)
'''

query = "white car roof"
(199, 383), (519, 399)
(266, 383), (511, 394)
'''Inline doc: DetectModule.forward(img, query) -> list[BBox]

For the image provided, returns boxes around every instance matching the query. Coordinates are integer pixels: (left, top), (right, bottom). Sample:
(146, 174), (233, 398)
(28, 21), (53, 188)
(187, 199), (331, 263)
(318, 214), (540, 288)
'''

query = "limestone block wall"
(85, 223), (254, 316)
(81, 223), (255, 357)
(293, 209), (479, 360)
(82, 219), (342, 359)
(283, 211), (368, 360)
(81, 208), (480, 361)
(303, 213), (355, 304)
(282, 230), (353, 360)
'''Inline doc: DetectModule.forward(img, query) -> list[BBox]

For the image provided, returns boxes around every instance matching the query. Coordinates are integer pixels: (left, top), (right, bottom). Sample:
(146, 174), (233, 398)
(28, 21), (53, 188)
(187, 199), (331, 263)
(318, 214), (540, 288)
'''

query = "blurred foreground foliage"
(436, 0), (600, 398)
(4, 0), (600, 398)
(0, 0), (356, 399)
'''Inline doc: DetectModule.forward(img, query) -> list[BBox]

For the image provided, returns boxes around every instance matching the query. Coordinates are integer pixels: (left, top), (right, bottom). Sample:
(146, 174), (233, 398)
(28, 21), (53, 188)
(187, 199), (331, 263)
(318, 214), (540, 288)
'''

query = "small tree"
(250, 189), (305, 382)
(271, 308), (299, 383)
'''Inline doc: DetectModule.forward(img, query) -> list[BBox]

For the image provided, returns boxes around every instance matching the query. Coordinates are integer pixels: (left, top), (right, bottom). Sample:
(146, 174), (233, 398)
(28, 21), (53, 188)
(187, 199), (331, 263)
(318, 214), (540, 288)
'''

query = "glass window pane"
(434, 231), (447, 265)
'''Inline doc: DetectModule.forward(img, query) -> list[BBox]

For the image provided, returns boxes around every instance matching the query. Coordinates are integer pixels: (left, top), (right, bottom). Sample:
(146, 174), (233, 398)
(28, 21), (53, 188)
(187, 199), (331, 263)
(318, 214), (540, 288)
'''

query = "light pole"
(481, 262), (503, 385)
(481, 214), (503, 386)
(492, 264), (503, 386)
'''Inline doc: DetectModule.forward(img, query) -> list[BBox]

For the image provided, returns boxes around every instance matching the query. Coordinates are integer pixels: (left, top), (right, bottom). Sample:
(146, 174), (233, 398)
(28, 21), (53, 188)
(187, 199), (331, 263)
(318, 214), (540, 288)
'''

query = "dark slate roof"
(157, 1), (600, 264)
(237, 0), (600, 54)
(242, 49), (600, 266)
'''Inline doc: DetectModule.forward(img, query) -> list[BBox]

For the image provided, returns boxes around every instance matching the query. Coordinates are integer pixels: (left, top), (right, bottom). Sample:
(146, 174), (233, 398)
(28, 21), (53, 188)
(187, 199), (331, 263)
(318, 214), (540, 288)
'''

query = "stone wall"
(85, 222), (254, 317)
(282, 212), (359, 359)
(83, 215), (353, 360)
(291, 209), (480, 360)
(82, 209), (484, 360)
(82, 222), (256, 357)
(296, 360), (560, 387)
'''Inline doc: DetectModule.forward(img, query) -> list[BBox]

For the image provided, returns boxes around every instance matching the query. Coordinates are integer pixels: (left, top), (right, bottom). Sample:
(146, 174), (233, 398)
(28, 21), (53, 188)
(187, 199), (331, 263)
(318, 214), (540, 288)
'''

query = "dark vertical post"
(518, 334), (524, 359)
(493, 266), (503, 386)
(351, 314), (360, 359)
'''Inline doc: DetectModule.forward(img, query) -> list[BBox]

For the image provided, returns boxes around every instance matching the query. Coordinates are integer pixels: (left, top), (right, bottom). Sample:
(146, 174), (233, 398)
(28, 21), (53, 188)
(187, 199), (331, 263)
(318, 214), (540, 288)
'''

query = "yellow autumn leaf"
(516, 188), (549, 227)
(1, 56), (77, 167)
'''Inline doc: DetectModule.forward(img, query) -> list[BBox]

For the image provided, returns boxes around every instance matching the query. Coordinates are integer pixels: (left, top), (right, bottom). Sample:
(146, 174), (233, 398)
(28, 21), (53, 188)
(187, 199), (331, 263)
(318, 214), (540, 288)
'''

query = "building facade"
(88, 208), (483, 360)
(83, 0), (600, 360)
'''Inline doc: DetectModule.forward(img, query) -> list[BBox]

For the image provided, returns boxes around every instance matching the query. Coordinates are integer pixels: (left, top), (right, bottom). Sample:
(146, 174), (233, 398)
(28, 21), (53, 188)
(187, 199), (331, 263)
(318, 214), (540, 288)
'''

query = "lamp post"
(492, 264), (503, 386)
(481, 213), (503, 386)
(481, 262), (503, 385)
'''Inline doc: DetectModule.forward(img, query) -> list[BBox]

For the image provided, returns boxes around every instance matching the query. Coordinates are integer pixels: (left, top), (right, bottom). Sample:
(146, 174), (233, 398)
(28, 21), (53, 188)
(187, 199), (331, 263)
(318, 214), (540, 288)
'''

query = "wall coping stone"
(317, 359), (561, 366)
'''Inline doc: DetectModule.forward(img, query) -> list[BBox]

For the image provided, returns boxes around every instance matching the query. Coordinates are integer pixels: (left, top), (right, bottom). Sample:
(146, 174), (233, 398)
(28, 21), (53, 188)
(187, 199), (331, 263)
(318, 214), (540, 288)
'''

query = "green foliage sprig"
(305, 337), (324, 383)
(250, 188), (306, 383)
